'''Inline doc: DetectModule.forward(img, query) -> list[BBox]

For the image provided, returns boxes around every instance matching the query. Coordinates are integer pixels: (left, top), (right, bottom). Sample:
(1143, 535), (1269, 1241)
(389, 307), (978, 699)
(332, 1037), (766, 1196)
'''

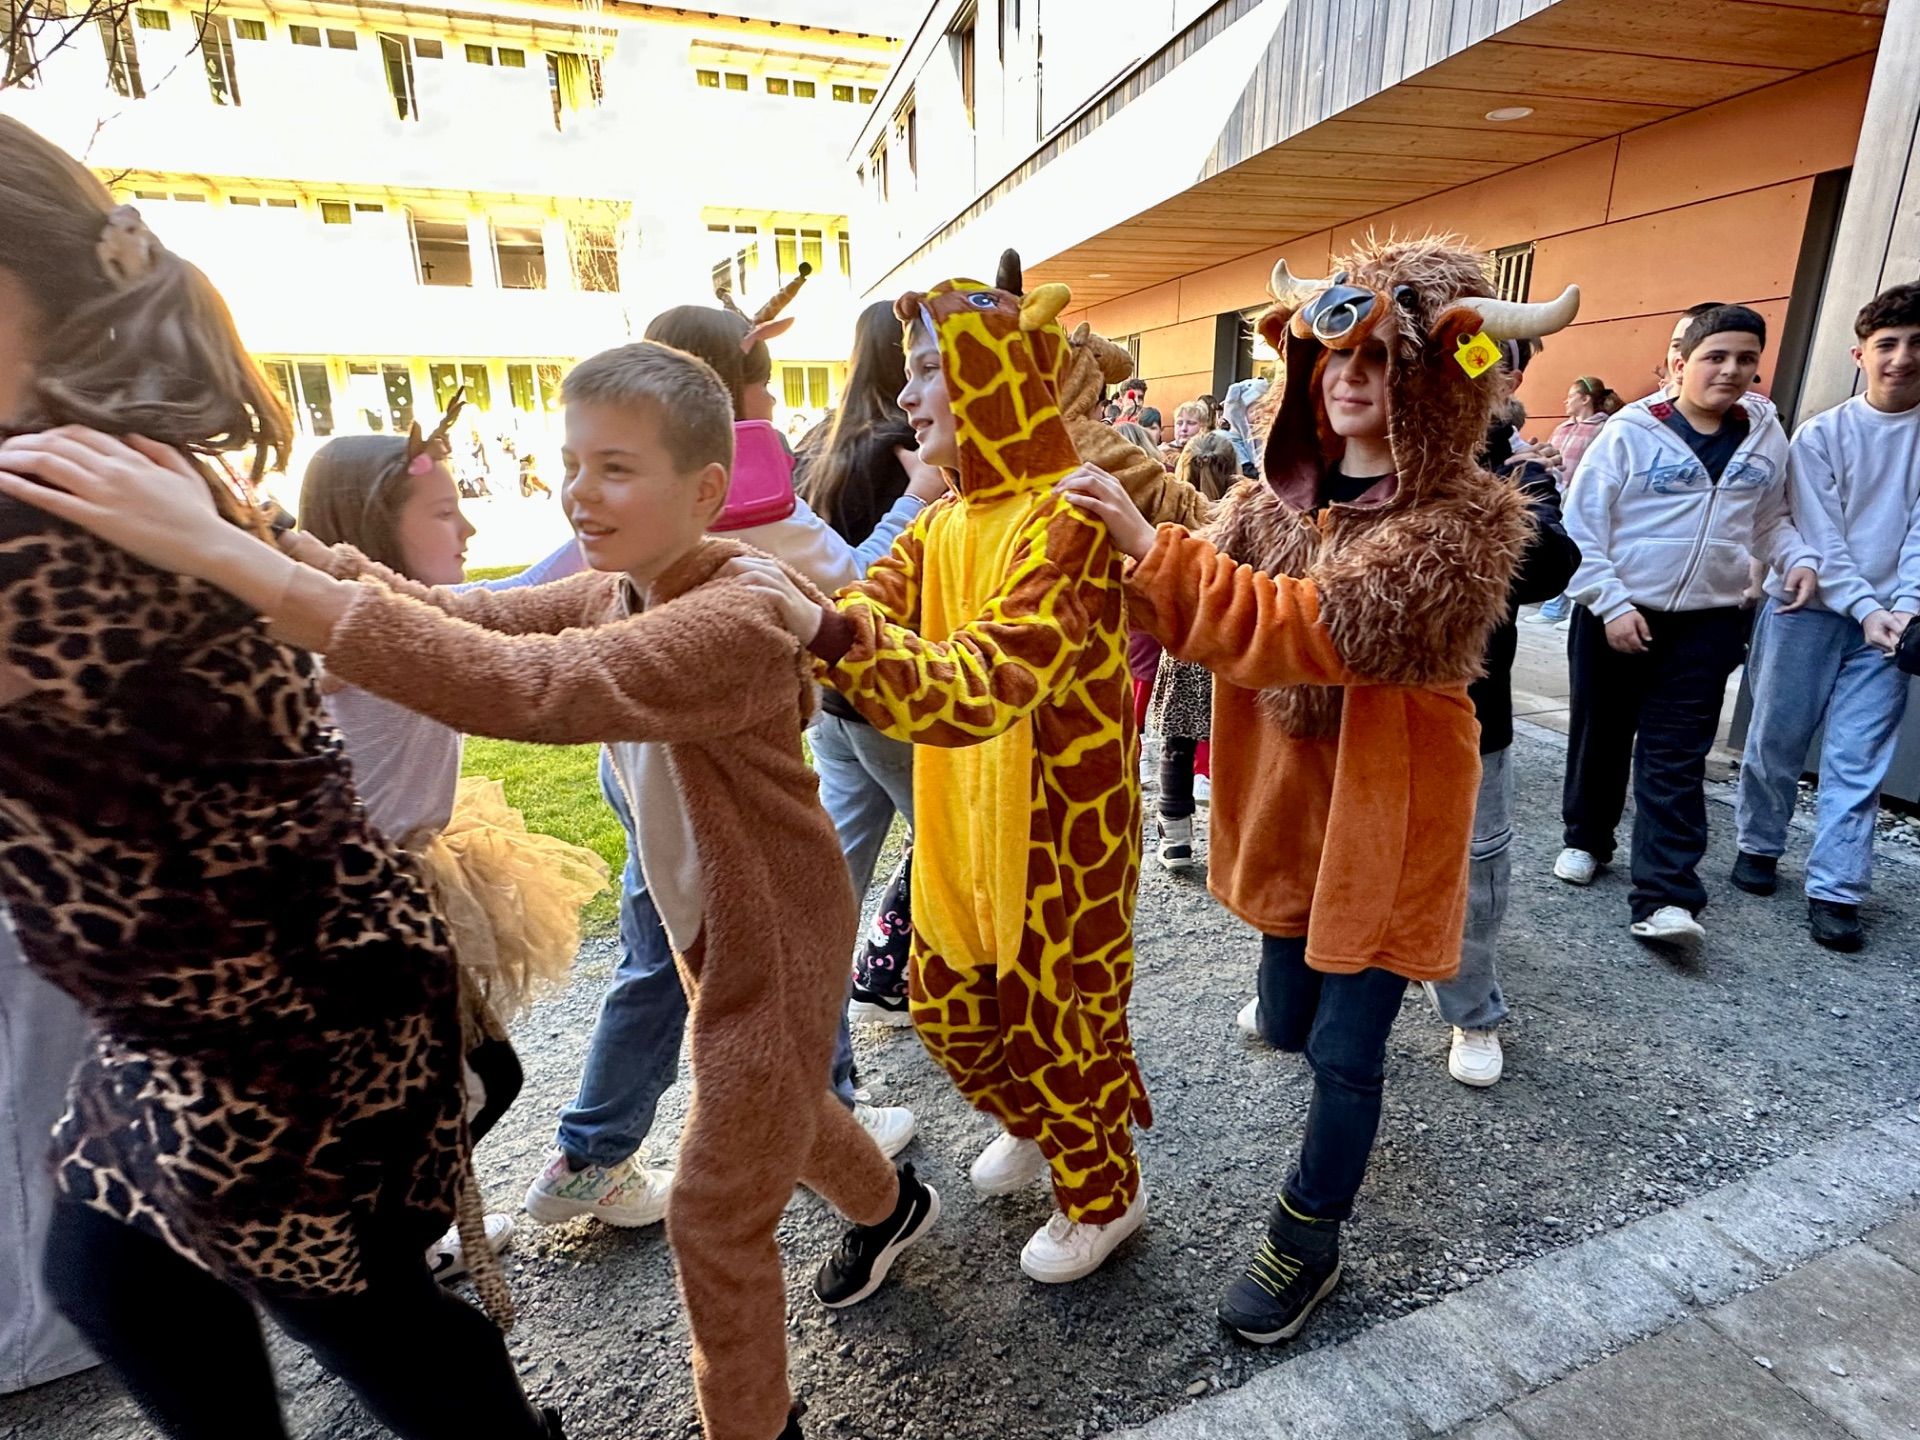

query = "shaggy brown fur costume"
(1129, 234), (1569, 979)
(302, 538), (901, 1440)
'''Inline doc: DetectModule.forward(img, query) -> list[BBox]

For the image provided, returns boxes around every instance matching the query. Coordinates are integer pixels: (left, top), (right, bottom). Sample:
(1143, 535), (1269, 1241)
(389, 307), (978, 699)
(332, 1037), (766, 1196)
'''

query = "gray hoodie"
(1564, 391), (1809, 621)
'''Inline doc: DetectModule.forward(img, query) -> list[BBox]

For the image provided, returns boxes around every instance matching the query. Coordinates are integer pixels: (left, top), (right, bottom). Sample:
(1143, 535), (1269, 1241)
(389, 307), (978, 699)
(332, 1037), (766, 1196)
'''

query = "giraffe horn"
(751, 262), (813, 327)
(996, 248), (1024, 294)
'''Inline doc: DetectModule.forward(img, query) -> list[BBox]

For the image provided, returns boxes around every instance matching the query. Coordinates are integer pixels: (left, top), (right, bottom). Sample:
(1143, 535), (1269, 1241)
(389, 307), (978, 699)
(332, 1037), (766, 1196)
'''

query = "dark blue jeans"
(556, 750), (855, 1170)
(1257, 934), (1408, 1223)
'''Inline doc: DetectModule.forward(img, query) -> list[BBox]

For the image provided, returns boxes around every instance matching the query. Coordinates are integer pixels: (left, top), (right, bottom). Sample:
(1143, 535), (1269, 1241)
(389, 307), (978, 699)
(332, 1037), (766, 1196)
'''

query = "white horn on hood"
(1473, 284), (1581, 341)
(1268, 259), (1326, 310)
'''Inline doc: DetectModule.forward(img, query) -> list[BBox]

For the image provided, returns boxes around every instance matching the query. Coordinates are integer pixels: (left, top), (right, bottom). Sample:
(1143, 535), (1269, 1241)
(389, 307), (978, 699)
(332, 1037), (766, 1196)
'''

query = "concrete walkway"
(1124, 1110), (1920, 1439)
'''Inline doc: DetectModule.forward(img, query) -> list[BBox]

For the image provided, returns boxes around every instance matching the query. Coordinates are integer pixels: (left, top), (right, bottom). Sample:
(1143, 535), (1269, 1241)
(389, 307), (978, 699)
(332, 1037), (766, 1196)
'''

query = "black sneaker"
(1218, 1231), (1341, 1344)
(813, 1163), (941, 1308)
(847, 983), (912, 1026)
(541, 1407), (567, 1439)
(1730, 852), (1778, 896)
(778, 1403), (806, 1439)
(1808, 899), (1864, 952)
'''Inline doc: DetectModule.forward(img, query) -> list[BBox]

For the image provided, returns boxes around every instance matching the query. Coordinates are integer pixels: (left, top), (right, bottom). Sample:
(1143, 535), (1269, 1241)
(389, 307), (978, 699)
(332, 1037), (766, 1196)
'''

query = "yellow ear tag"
(1454, 331), (1501, 378)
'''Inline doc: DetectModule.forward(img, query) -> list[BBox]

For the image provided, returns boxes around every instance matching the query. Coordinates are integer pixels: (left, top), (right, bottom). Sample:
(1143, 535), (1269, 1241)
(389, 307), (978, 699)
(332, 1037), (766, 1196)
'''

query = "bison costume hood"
(1209, 233), (1580, 734)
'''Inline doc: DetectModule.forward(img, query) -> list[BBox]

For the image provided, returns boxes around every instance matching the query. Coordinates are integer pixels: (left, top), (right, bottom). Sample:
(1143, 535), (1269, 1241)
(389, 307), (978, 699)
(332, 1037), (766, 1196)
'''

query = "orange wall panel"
(1140, 317), (1215, 382)
(1088, 280), (1181, 339)
(1607, 57), (1872, 221)
(1530, 181), (1811, 325)
(1518, 299), (1792, 438)
(1331, 139), (1619, 254)
(1141, 369), (1213, 414)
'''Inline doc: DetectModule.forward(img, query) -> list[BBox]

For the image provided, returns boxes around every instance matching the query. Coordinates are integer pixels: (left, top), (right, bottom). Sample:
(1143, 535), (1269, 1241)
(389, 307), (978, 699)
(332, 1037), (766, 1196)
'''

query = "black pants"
(1256, 934), (1409, 1222)
(43, 1200), (548, 1440)
(1159, 735), (1198, 820)
(1562, 603), (1749, 920)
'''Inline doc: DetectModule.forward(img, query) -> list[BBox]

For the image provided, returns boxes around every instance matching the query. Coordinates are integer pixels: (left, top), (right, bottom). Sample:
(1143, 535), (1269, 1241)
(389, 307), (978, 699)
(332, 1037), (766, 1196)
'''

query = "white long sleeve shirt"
(1564, 392), (1808, 621)
(1765, 395), (1920, 622)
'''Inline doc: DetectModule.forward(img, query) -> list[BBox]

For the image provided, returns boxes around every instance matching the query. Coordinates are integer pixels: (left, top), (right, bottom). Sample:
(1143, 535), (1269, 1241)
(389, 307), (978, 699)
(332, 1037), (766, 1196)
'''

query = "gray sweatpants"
(1427, 746), (1513, 1031)
(0, 909), (95, 1393)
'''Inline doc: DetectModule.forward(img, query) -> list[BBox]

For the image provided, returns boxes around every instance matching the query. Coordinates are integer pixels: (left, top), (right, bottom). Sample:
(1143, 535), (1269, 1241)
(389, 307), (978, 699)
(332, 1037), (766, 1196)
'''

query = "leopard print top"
(0, 501), (468, 1299)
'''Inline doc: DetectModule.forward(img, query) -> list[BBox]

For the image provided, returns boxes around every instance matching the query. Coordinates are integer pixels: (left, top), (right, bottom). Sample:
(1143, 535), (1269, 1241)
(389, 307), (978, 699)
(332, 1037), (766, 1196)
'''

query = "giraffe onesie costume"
(811, 277), (1150, 1224)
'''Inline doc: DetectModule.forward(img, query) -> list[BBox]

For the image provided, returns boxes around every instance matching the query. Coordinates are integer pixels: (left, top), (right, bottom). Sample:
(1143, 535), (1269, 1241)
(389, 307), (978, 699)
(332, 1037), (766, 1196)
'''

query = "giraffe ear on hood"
(740, 315), (795, 353)
(1019, 283), (1071, 332)
(893, 291), (928, 327)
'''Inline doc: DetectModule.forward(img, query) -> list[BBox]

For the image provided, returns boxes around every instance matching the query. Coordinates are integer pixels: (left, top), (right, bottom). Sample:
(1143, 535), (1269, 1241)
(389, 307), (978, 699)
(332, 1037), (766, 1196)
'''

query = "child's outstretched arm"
(810, 506), (1099, 747)
(1058, 466), (1353, 691)
(320, 576), (801, 747)
(283, 531), (596, 636)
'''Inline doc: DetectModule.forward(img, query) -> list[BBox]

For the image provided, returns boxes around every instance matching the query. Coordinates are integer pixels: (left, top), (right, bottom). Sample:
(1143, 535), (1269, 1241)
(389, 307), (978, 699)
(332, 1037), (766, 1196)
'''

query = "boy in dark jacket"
(1436, 392), (1580, 1086)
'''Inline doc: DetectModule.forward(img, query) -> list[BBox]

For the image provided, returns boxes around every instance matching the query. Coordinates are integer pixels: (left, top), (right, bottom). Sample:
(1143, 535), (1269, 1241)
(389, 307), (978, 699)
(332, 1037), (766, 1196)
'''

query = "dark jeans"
(1256, 935), (1409, 1222)
(1159, 735), (1198, 820)
(43, 1202), (547, 1440)
(1561, 604), (1749, 920)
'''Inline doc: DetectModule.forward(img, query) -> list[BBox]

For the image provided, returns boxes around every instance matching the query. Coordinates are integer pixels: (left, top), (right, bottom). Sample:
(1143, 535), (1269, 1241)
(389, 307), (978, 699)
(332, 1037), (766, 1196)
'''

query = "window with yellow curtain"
(547, 51), (602, 131)
(782, 367), (807, 410)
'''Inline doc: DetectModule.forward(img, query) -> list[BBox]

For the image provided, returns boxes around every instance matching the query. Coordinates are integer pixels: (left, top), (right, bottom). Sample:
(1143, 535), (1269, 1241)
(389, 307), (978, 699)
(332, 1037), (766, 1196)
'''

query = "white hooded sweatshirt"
(1564, 391), (1810, 622)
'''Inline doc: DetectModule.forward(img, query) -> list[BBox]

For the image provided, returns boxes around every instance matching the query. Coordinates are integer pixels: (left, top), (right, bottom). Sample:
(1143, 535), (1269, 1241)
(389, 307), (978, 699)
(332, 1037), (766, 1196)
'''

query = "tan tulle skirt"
(410, 776), (610, 1043)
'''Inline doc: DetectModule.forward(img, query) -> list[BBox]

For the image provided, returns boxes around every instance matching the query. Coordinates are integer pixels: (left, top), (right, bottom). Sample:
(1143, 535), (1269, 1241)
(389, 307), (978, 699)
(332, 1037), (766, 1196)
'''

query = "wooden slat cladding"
(874, 0), (1885, 309)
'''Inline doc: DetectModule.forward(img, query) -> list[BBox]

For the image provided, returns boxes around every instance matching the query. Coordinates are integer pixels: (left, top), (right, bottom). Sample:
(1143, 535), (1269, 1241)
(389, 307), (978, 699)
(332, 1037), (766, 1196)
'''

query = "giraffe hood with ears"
(894, 277), (1079, 500)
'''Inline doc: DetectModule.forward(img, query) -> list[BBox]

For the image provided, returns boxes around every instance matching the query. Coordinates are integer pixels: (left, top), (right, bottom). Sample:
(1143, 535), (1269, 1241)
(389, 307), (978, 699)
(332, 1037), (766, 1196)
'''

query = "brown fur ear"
(1070, 321), (1091, 344)
(1430, 305), (1486, 355)
(1257, 309), (1291, 354)
(894, 291), (927, 327)
(404, 421), (428, 459)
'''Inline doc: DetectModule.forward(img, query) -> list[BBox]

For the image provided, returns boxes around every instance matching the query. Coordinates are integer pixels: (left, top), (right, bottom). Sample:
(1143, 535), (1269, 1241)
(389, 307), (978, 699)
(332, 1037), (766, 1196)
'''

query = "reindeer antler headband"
(403, 387), (467, 477)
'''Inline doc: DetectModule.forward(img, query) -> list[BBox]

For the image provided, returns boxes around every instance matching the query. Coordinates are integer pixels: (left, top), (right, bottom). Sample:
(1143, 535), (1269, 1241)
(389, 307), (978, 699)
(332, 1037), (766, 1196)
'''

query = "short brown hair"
(1855, 282), (1920, 340)
(562, 341), (735, 475)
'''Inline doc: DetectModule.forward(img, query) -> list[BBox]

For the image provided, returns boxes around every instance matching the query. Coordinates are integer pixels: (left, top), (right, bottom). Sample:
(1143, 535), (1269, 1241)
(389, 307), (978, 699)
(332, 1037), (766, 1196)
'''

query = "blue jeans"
(1736, 603), (1910, 904)
(809, 712), (915, 900)
(1428, 747), (1512, 1031)
(1257, 935), (1409, 1222)
(556, 750), (856, 1170)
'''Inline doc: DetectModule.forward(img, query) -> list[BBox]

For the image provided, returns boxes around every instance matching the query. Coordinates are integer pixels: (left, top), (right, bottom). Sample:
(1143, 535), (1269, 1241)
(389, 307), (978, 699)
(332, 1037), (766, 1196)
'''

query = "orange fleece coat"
(1128, 528), (1484, 981)
(305, 538), (899, 1440)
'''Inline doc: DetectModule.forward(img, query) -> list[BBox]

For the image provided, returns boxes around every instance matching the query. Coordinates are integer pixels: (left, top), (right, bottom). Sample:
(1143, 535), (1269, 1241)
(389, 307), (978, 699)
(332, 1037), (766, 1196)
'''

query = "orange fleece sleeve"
(321, 575), (800, 746)
(1127, 524), (1356, 690)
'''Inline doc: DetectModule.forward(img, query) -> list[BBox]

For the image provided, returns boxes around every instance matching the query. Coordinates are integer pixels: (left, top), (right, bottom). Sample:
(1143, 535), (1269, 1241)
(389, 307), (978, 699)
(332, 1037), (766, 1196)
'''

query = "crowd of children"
(4, 110), (1920, 1440)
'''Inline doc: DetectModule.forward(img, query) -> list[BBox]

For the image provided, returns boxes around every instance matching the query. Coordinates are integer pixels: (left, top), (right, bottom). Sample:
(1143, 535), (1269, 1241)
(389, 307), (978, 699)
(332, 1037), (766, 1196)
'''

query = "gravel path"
(7, 727), (1920, 1440)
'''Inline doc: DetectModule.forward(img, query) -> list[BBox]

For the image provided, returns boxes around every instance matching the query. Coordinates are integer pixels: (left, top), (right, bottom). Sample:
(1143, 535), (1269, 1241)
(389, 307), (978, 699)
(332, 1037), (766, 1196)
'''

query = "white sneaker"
(969, 1131), (1049, 1196)
(427, 1212), (514, 1283)
(1448, 1027), (1503, 1087)
(524, 1150), (673, 1228)
(1630, 905), (1705, 951)
(855, 1102), (917, 1160)
(1019, 1185), (1148, 1283)
(1193, 774), (1212, 806)
(1237, 996), (1263, 1041)
(1553, 848), (1599, 885)
(1157, 814), (1199, 872)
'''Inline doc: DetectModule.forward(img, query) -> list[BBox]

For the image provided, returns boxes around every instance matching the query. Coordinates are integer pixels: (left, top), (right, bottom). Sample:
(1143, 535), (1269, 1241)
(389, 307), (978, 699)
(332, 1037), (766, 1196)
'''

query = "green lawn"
(462, 738), (625, 934)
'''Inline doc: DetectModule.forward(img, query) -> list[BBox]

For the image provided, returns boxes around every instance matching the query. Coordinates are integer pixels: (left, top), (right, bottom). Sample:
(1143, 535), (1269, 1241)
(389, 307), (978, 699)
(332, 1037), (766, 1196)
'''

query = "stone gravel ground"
(7, 727), (1920, 1440)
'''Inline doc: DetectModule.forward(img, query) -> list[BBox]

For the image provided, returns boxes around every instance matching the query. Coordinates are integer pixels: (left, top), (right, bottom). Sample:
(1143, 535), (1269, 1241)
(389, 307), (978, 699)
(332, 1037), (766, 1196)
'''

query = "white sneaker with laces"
(1553, 848), (1599, 885)
(969, 1131), (1049, 1196)
(524, 1150), (673, 1228)
(1448, 1027), (1503, 1087)
(1237, 996), (1263, 1042)
(1630, 905), (1705, 951)
(855, 1102), (917, 1159)
(427, 1212), (514, 1283)
(1019, 1185), (1148, 1283)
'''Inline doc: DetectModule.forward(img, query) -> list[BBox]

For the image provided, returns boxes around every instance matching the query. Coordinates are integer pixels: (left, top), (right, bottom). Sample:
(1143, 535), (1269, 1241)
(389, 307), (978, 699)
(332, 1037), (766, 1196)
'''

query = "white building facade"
(2, 0), (900, 469)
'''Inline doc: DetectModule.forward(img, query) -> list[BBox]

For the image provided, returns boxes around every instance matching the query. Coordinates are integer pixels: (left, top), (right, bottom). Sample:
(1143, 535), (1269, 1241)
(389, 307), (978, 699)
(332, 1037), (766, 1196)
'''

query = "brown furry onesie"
(297, 537), (899, 1440)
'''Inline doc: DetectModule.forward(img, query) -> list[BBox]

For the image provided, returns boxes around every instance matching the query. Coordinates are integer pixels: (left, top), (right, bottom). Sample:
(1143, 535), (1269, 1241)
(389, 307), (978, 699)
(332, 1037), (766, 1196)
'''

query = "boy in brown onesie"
(0, 342), (940, 1440)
